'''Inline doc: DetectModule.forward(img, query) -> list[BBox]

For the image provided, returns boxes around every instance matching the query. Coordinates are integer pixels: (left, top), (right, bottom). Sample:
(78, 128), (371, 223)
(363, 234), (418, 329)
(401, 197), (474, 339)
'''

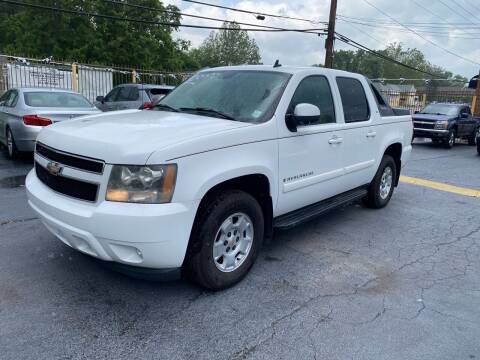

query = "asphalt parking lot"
(1, 140), (479, 360)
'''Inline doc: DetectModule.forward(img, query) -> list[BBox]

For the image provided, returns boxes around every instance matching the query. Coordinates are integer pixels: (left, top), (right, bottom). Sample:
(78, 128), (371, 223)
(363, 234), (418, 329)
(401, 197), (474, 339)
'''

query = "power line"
(182, 0), (327, 24)
(337, 14), (480, 29)
(438, 0), (476, 24)
(336, 18), (480, 39)
(103, 0), (324, 34)
(0, 0), (327, 34)
(361, 0), (480, 66)
(335, 32), (443, 78)
(451, 0), (480, 22)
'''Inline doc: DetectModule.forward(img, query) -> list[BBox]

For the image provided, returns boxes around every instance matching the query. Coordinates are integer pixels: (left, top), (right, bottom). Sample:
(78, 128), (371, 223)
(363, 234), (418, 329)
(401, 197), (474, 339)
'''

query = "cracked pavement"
(1, 140), (480, 360)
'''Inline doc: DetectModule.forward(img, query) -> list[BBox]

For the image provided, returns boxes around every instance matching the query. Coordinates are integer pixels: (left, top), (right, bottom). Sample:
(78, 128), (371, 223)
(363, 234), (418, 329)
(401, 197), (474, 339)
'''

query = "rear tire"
(6, 128), (18, 160)
(184, 190), (264, 290)
(363, 155), (397, 209)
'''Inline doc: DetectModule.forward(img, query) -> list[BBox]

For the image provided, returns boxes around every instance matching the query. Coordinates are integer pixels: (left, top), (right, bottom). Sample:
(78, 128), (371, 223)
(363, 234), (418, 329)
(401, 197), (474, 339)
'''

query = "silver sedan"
(0, 88), (101, 159)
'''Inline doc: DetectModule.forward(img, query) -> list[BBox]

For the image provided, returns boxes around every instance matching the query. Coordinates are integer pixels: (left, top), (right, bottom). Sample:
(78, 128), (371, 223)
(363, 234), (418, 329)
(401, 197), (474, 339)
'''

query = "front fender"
(168, 140), (278, 206)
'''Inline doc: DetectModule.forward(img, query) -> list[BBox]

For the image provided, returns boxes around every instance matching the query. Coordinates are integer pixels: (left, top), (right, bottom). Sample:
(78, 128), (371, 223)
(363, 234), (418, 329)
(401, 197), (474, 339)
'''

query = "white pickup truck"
(26, 65), (412, 290)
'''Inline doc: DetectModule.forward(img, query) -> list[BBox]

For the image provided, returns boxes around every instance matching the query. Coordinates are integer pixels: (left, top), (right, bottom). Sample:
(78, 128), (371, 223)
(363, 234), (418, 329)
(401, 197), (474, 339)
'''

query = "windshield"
(156, 70), (290, 122)
(24, 92), (94, 108)
(420, 104), (459, 116)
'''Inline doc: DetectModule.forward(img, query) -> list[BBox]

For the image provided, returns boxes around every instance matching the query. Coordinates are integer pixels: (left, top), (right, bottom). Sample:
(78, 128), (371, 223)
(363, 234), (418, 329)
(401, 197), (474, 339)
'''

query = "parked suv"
(95, 84), (174, 112)
(26, 66), (412, 290)
(412, 103), (480, 148)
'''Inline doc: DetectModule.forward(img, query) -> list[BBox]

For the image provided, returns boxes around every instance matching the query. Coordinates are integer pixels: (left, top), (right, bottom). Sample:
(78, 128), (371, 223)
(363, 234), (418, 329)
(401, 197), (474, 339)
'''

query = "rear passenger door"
(335, 77), (379, 189)
(458, 106), (474, 136)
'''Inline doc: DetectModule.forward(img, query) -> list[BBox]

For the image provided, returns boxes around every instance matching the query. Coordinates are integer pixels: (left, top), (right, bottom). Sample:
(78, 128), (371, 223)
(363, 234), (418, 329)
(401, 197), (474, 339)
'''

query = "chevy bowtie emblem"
(46, 161), (63, 176)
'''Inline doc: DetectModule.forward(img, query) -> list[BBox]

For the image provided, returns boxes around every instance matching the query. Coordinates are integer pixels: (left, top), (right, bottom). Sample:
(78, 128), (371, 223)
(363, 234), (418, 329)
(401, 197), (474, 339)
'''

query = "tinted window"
(104, 87), (119, 102)
(116, 87), (139, 101)
(336, 77), (370, 123)
(369, 83), (395, 117)
(288, 76), (335, 125)
(24, 92), (93, 108)
(0, 90), (11, 105)
(158, 70), (290, 123)
(8, 90), (19, 107)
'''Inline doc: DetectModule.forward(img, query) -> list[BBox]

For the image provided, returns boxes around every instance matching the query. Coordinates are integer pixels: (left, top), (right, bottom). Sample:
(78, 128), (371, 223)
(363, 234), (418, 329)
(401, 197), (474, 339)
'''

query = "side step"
(273, 186), (369, 230)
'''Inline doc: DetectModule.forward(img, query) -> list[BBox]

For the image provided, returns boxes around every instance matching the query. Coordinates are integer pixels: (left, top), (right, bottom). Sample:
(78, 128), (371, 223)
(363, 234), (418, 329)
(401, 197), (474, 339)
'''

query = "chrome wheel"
(6, 130), (13, 157)
(448, 132), (455, 147)
(379, 166), (393, 200)
(213, 212), (254, 273)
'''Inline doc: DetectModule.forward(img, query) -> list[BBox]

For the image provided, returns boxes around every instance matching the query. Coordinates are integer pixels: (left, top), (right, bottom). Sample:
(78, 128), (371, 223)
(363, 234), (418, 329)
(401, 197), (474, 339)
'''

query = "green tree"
(191, 22), (261, 67)
(325, 43), (467, 86)
(0, 0), (192, 71)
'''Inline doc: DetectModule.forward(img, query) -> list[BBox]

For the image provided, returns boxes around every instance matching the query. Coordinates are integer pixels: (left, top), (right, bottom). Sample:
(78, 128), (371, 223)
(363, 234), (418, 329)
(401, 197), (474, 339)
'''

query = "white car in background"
(0, 88), (100, 159)
(26, 65), (412, 290)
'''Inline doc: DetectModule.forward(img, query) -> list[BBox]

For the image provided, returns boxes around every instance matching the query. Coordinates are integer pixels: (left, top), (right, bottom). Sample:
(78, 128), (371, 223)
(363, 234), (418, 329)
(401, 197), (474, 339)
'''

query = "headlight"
(435, 120), (449, 129)
(106, 164), (177, 203)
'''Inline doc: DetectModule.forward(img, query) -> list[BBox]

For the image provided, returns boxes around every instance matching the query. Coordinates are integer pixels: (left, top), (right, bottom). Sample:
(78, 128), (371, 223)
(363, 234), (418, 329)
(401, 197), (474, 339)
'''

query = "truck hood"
(36, 110), (251, 164)
(412, 114), (452, 122)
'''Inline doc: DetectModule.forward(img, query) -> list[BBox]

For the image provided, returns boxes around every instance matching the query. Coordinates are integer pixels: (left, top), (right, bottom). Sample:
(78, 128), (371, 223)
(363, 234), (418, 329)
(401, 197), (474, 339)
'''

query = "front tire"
(443, 129), (456, 149)
(363, 155), (397, 209)
(469, 127), (479, 146)
(185, 190), (264, 290)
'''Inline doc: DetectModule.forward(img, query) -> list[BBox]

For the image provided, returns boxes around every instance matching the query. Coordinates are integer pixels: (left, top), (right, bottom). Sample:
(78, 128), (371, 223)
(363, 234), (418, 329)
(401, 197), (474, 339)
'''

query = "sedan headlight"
(435, 120), (449, 129)
(106, 164), (177, 203)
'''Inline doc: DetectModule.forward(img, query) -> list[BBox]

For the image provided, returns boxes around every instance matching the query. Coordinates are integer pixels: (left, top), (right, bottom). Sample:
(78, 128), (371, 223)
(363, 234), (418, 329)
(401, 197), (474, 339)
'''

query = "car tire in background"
(443, 129), (456, 149)
(184, 189), (264, 290)
(6, 128), (19, 160)
(363, 155), (397, 209)
(469, 127), (480, 146)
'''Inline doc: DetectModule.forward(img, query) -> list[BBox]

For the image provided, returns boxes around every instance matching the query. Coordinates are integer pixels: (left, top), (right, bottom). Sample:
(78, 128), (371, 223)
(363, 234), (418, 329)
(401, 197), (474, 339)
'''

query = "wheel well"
(185, 174), (273, 260)
(384, 143), (402, 186)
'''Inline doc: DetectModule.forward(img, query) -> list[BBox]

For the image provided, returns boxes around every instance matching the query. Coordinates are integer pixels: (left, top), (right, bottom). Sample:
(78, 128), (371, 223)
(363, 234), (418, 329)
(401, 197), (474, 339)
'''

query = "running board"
(273, 186), (369, 230)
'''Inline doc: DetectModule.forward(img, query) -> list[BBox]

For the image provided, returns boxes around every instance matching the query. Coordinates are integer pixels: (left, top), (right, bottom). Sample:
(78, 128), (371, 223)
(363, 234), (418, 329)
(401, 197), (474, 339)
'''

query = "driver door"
(276, 75), (346, 215)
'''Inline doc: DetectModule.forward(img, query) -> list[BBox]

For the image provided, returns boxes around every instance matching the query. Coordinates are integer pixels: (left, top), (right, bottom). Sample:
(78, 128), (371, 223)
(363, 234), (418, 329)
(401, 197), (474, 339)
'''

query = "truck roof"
(203, 64), (364, 78)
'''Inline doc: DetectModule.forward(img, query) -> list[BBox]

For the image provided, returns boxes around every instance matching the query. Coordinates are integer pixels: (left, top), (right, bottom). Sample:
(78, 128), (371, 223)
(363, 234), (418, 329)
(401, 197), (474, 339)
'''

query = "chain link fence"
(373, 82), (475, 114)
(0, 55), (192, 102)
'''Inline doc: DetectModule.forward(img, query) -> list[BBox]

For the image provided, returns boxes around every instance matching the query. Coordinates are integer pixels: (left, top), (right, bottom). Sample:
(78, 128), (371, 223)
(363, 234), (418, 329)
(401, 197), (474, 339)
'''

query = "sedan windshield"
(156, 70), (290, 123)
(24, 92), (94, 108)
(420, 104), (459, 116)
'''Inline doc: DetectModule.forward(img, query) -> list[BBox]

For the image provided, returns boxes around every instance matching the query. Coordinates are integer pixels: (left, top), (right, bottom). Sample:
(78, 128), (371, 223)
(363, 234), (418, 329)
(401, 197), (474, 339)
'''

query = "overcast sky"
(164, 0), (480, 79)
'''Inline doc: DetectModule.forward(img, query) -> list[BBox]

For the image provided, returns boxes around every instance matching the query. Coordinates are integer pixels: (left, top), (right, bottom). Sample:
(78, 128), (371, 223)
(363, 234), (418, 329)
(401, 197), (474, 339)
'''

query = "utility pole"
(324, 0), (338, 68)
(475, 71), (480, 116)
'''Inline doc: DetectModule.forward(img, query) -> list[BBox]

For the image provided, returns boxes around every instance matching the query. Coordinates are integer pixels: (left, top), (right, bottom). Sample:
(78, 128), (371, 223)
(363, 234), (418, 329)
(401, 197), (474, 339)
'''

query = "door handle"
(328, 136), (343, 144)
(366, 131), (377, 138)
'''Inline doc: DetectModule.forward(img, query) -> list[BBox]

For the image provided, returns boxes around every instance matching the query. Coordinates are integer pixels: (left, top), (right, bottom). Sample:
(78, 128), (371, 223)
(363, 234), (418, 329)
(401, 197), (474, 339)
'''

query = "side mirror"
(461, 112), (469, 118)
(96, 96), (105, 103)
(286, 103), (321, 132)
(414, 110), (419, 114)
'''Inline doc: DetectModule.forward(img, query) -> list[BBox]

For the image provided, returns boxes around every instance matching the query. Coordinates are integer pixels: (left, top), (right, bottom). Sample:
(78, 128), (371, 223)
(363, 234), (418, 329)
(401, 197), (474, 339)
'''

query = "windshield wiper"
(152, 104), (179, 112)
(179, 107), (235, 120)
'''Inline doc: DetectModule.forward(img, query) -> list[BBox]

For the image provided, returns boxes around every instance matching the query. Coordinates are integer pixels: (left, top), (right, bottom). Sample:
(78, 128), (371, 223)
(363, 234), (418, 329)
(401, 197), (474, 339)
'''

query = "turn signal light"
(23, 115), (53, 126)
(140, 102), (153, 110)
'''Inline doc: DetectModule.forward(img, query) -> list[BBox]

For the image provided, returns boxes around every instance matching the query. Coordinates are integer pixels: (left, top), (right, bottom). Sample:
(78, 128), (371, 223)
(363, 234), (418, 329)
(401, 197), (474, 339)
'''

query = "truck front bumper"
(26, 170), (199, 269)
(413, 128), (449, 139)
